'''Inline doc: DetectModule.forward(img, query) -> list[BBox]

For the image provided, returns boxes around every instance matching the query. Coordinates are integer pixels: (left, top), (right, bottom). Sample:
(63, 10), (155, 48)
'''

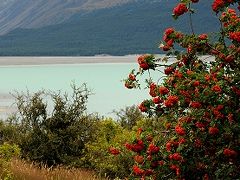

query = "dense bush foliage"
(0, 120), (20, 144)
(9, 84), (100, 167)
(0, 86), (143, 178)
(119, 0), (240, 179)
(81, 119), (134, 178)
(0, 143), (20, 179)
(0, 88), (147, 178)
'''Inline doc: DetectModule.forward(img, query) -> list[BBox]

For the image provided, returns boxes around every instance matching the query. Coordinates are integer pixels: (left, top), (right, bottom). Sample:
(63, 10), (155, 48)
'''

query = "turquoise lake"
(0, 60), (162, 118)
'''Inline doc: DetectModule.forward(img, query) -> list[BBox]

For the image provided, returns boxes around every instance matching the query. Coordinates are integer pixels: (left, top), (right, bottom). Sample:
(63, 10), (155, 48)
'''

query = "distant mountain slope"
(0, 1), (220, 56)
(0, 0), (132, 35)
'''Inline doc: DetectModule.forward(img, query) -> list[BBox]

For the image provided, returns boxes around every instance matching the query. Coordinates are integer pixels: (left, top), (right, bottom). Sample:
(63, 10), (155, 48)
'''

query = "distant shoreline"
(0, 55), (213, 66)
(0, 56), (140, 66)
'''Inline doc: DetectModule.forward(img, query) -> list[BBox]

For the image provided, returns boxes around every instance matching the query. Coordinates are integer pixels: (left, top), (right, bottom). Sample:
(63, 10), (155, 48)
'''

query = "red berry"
(153, 96), (162, 104)
(134, 155), (144, 164)
(128, 74), (136, 81)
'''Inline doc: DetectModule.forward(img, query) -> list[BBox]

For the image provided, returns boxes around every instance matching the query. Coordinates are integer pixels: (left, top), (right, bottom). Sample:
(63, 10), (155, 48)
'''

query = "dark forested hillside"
(0, 1), (219, 56)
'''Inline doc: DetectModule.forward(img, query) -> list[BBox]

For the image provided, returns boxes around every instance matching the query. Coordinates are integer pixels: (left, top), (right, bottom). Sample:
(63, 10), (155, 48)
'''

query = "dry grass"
(9, 159), (102, 180)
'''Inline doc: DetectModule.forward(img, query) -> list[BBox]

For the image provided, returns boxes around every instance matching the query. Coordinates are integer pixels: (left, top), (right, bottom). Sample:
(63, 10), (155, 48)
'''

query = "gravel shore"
(0, 56), (138, 66)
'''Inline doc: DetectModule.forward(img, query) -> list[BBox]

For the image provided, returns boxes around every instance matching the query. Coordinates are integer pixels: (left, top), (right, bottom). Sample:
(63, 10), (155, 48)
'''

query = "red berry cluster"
(161, 28), (183, 51)
(212, 0), (238, 12)
(137, 54), (155, 70)
(124, 129), (163, 178)
(173, 3), (188, 17)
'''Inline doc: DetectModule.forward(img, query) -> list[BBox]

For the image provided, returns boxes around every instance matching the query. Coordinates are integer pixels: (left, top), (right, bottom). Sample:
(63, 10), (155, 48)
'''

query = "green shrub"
(12, 84), (100, 167)
(0, 143), (20, 179)
(0, 120), (20, 145)
(82, 119), (134, 179)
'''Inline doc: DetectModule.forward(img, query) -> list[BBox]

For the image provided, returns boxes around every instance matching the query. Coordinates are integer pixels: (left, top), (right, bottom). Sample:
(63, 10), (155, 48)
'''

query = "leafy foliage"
(0, 143), (20, 179)
(11, 84), (100, 167)
(82, 119), (134, 178)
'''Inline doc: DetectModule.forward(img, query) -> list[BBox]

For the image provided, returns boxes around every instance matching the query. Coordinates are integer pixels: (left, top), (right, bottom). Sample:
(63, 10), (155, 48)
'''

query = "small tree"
(113, 105), (145, 129)
(12, 84), (99, 167)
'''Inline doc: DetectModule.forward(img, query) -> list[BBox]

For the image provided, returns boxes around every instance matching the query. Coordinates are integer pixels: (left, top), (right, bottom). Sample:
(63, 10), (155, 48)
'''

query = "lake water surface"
(0, 57), (163, 118)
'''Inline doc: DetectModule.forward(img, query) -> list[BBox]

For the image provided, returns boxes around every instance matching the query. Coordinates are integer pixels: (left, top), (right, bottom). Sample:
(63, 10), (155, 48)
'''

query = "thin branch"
(219, 17), (227, 49)
(189, 3), (195, 35)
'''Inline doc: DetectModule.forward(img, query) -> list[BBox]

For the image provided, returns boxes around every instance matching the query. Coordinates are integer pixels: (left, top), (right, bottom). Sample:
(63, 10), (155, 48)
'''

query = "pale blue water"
(0, 62), (162, 118)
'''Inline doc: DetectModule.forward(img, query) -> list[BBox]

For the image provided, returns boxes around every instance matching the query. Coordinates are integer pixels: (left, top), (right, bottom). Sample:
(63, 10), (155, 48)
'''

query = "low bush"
(82, 119), (135, 179)
(0, 143), (20, 179)
(0, 120), (20, 145)
(10, 84), (100, 167)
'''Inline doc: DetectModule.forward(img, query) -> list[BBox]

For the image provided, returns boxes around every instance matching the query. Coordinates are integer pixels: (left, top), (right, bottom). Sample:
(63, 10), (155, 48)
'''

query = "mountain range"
(0, 0), (132, 35)
(0, 0), (220, 56)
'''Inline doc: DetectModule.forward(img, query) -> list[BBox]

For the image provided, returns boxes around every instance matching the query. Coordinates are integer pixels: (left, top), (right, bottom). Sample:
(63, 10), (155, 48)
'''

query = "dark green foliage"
(0, 120), (20, 144)
(0, 1), (218, 56)
(11, 84), (100, 167)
